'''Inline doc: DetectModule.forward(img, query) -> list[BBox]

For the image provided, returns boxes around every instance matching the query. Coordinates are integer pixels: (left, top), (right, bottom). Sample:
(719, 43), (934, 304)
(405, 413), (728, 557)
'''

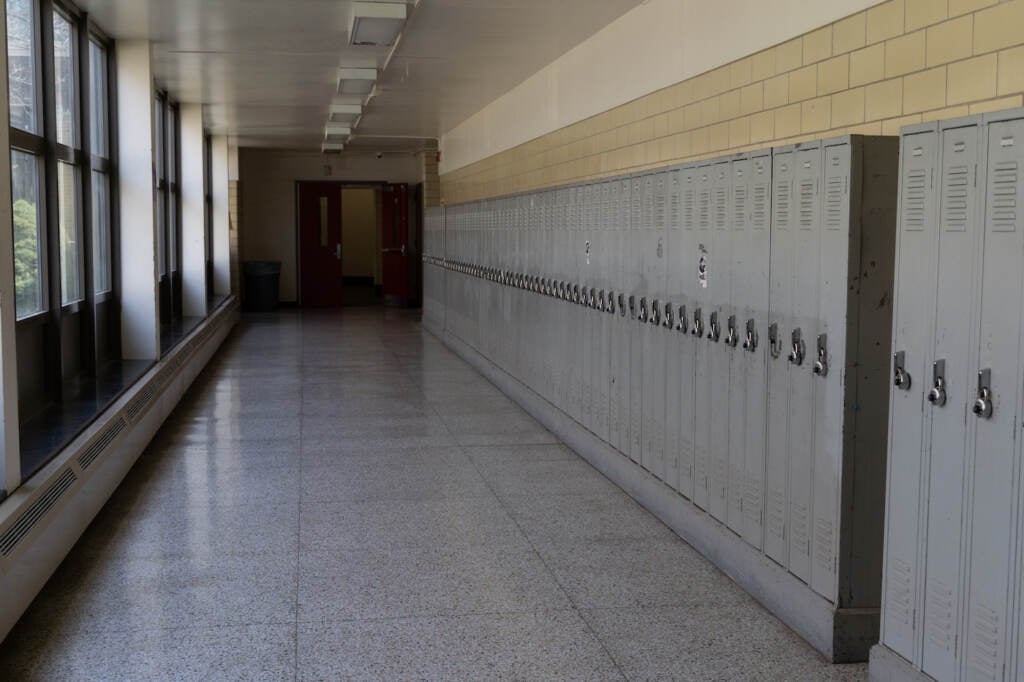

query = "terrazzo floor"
(0, 308), (868, 681)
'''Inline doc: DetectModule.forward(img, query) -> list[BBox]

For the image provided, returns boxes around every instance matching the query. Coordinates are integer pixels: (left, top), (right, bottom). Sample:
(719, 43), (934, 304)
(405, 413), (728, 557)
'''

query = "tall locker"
(663, 167), (684, 491)
(628, 176), (644, 463)
(766, 148), (796, 566)
(642, 172), (668, 481)
(580, 183), (595, 432)
(617, 178), (633, 457)
(677, 164), (699, 500)
(707, 160), (732, 523)
(919, 118), (984, 680)
(787, 142), (822, 585)
(742, 151), (772, 549)
(882, 125), (939, 661)
(594, 181), (612, 443)
(726, 153), (751, 536)
(962, 113), (1024, 682)
(609, 180), (625, 454)
(692, 163), (713, 509)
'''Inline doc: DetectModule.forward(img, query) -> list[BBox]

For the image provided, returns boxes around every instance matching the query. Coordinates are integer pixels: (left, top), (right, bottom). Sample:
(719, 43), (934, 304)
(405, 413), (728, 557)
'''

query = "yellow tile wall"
(441, 0), (1024, 204)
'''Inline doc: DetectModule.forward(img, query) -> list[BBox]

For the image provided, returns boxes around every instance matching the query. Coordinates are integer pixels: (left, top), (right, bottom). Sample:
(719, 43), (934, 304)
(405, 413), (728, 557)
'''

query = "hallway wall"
(440, 0), (1024, 204)
(238, 149), (423, 302)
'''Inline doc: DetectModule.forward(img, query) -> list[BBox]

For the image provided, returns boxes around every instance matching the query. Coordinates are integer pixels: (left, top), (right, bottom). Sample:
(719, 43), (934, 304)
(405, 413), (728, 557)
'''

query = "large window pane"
(6, 0), (37, 133)
(10, 150), (43, 317)
(91, 170), (110, 293)
(157, 187), (166, 276)
(88, 40), (107, 157)
(57, 161), (81, 303)
(52, 12), (76, 148)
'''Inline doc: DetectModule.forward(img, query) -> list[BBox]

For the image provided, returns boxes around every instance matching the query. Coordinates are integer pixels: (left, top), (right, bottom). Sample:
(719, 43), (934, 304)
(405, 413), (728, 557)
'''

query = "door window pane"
(91, 170), (110, 293)
(57, 161), (81, 303)
(88, 40), (107, 157)
(10, 150), (43, 317)
(52, 12), (76, 148)
(6, 0), (37, 133)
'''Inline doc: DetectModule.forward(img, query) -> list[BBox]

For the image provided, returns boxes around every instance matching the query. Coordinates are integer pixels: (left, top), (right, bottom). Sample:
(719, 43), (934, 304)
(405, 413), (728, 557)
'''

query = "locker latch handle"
(572, 285), (581, 304)
(788, 328), (804, 365)
(663, 302), (674, 329)
(927, 359), (947, 407)
(743, 319), (758, 352)
(606, 291), (615, 314)
(629, 295), (637, 320)
(598, 290), (606, 312)
(813, 334), (828, 377)
(972, 368), (993, 419)
(650, 299), (661, 326)
(619, 294), (627, 317)
(677, 305), (688, 332)
(638, 297), (648, 323)
(707, 312), (721, 342)
(768, 323), (780, 358)
(725, 315), (739, 347)
(691, 308), (703, 337)
(893, 351), (911, 390)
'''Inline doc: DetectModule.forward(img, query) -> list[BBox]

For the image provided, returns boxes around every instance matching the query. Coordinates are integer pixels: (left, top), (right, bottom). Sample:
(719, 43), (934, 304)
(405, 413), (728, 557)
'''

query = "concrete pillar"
(179, 104), (207, 317)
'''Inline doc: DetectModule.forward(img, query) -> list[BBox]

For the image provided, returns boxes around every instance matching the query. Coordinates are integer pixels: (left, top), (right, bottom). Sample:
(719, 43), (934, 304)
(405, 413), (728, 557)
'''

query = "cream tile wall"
(441, 0), (1024, 205)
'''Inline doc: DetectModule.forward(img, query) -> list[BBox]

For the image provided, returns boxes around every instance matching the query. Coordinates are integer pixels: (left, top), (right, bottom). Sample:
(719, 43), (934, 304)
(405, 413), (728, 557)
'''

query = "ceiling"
(74, 0), (643, 151)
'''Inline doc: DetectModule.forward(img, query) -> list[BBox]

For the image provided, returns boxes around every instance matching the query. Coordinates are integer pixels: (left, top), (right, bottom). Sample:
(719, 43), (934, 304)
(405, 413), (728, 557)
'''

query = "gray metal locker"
(787, 142), (822, 585)
(743, 151), (772, 550)
(677, 164), (699, 500)
(727, 153), (752, 536)
(628, 176), (644, 464)
(882, 125), (939, 662)
(708, 159), (733, 524)
(692, 163), (713, 509)
(919, 118), (983, 681)
(962, 114), (1024, 682)
(766, 148), (796, 567)
(663, 167), (684, 491)
(642, 171), (667, 481)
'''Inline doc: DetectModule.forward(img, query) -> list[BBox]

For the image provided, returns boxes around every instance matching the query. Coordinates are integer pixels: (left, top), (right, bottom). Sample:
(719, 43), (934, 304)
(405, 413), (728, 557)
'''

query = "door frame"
(294, 179), (387, 306)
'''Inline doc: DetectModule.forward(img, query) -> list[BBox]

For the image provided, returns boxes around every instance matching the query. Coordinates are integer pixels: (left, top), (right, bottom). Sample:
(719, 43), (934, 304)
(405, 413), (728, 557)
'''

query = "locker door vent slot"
(943, 165), (970, 232)
(925, 579), (956, 652)
(825, 176), (844, 230)
(967, 604), (1002, 679)
(990, 161), (1018, 232)
(886, 558), (914, 626)
(903, 169), (928, 231)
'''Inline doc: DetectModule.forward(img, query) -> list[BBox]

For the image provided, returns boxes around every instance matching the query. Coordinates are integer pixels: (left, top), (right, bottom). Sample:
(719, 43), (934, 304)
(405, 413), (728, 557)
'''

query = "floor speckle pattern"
(0, 309), (868, 681)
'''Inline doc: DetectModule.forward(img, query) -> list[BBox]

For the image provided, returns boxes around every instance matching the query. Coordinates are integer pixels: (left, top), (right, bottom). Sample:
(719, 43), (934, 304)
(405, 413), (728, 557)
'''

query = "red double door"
(298, 182), (410, 307)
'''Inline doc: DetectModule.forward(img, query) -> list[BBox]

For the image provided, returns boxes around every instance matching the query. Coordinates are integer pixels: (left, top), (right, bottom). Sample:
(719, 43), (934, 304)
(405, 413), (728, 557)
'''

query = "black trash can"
(243, 261), (282, 312)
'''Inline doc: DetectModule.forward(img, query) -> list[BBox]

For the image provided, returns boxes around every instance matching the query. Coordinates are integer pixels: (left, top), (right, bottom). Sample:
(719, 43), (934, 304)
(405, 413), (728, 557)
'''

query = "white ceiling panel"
(73, 0), (643, 151)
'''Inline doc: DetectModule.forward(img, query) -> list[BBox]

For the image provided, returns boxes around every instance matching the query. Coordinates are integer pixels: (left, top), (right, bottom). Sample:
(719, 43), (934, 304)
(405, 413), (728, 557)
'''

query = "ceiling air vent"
(0, 468), (78, 557)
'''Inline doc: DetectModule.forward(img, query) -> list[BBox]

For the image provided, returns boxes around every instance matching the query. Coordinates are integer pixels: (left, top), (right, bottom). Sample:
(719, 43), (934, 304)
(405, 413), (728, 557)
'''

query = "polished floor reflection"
(0, 309), (867, 680)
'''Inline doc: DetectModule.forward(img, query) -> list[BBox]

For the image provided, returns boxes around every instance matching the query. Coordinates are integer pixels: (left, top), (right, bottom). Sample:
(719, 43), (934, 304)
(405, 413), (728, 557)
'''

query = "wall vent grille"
(77, 417), (128, 470)
(0, 469), (78, 557)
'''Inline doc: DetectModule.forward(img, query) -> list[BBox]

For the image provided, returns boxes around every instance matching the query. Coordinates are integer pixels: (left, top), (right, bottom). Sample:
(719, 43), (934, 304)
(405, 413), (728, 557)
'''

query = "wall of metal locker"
(870, 109), (1024, 682)
(422, 133), (899, 663)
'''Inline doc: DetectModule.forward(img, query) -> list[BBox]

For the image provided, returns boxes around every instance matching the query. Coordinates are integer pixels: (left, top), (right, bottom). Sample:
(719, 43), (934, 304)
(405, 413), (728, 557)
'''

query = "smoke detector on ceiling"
(348, 1), (407, 47)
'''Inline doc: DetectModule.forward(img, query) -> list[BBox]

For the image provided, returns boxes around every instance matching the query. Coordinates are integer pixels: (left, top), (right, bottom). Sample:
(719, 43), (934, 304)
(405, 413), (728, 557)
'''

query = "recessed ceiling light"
(324, 123), (352, 142)
(322, 142), (344, 153)
(329, 103), (362, 123)
(337, 67), (377, 96)
(349, 1), (407, 47)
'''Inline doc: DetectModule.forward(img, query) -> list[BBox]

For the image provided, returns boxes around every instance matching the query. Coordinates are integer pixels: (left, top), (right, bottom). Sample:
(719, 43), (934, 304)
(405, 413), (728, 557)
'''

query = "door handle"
(335, 243), (341, 260)
(813, 334), (828, 377)
(893, 351), (911, 390)
(788, 328), (804, 365)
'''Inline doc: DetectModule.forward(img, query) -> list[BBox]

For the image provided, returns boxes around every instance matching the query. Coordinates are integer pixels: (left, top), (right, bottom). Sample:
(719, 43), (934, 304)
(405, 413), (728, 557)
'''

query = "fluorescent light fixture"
(349, 1), (407, 47)
(328, 103), (362, 122)
(322, 142), (344, 153)
(337, 67), (377, 96)
(324, 123), (352, 142)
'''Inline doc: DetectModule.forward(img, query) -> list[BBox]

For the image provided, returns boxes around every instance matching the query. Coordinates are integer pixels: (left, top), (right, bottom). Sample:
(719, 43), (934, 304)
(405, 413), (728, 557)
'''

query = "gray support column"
(115, 40), (159, 359)
(179, 104), (207, 318)
(211, 135), (230, 296)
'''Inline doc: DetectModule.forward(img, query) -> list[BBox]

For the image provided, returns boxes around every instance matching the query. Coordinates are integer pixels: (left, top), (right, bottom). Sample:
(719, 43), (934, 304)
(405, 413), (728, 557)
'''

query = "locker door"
(618, 178), (634, 457)
(641, 174), (656, 473)
(609, 180), (624, 453)
(963, 118), (1024, 682)
(882, 127), (939, 661)
(788, 144), (822, 584)
(708, 160), (732, 524)
(693, 164), (713, 509)
(811, 140), (851, 601)
(766, 149), (795, 566)
(678, 166), (699, 499)
(594, 182), (610, 443)
(743, 151), (772, 549)
(728, 155), (751, 536)
(664, 168), (684, 490)
(628, 176), (644, 463)
(643, 172), (668, 480)
(920, 121), (982, 680)
(581, 184), (594, 432)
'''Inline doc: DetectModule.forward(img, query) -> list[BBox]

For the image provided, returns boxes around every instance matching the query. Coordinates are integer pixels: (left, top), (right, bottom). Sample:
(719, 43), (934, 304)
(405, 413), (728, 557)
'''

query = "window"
(154, 93), (181, 330)
(5, 0), (120, 480)
(204, 133), (213, 300)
